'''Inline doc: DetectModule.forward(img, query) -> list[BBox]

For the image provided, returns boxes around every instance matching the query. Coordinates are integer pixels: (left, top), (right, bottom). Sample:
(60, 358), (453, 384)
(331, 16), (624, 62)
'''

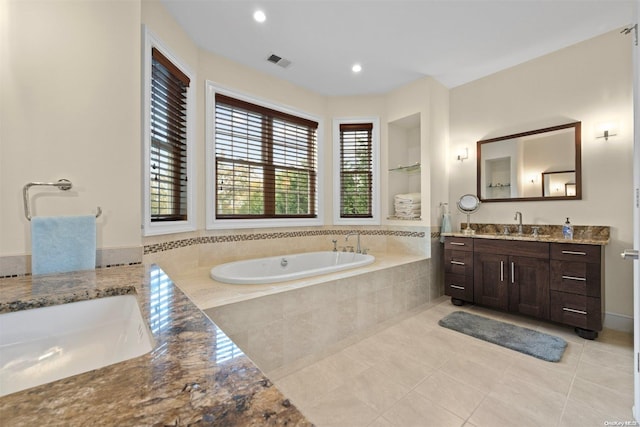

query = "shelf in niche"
(389, 162), (420, 173)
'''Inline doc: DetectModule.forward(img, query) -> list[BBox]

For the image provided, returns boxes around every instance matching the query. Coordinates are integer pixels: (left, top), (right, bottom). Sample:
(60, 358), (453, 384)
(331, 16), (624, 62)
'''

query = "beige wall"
(450, 29), (635, 319)
(1, 0), (142, 255)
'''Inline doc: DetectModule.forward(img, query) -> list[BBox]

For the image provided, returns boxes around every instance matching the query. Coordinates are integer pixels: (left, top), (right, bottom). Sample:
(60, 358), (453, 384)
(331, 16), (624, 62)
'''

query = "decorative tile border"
(143, 229), (427, 255)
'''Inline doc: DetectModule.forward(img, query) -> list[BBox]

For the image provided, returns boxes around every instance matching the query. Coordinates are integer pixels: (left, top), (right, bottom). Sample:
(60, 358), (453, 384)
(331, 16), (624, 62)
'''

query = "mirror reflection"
(477, 122), (581, 202)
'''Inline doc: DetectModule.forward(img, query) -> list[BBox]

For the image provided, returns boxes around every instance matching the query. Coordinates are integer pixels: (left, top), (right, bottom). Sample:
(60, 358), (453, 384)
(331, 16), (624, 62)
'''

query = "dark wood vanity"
(444, 235), (605, 339)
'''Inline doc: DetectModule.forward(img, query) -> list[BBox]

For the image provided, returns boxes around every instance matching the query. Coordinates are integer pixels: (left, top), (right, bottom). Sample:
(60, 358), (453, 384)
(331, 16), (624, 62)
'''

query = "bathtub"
(210, 251), (375, 285)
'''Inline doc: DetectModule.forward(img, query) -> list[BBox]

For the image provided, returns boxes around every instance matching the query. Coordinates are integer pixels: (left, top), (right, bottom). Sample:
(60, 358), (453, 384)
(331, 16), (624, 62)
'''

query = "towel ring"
(23, 179), (102, 221)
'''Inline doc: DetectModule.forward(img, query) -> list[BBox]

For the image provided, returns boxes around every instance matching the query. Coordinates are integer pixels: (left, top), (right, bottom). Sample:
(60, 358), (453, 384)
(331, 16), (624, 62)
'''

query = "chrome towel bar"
(23, 179), (102, 221)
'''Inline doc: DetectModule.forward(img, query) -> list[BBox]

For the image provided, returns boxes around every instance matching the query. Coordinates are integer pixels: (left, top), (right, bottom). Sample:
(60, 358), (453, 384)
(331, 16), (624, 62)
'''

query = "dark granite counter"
(0, 264), (312, 426)
(443, 224), (610, 246)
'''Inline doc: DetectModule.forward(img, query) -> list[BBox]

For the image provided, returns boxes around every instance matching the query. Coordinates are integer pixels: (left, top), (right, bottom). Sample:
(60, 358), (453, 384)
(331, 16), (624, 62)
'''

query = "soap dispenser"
(562, 217), (573, 240)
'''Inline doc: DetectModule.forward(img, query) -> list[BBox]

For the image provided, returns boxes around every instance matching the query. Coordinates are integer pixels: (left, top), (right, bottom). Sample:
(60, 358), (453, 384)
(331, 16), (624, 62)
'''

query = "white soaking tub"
(210, 251), (375, 285)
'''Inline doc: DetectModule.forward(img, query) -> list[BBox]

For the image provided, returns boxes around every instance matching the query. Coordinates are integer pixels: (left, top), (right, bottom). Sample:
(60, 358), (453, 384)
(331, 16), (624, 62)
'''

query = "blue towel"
(440, 213), (452, 243)
(31, 215), (96, 275)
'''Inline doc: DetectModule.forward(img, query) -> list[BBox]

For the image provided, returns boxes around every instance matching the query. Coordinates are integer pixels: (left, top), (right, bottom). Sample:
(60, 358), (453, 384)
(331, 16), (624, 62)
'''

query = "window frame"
(206, 82), (324, 230)
(142, 28), (196, 236)
(332, 117), (380, 225)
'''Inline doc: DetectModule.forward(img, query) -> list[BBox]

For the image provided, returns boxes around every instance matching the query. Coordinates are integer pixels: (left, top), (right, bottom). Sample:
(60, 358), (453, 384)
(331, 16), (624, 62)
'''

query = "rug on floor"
(438, 311), (567, 362)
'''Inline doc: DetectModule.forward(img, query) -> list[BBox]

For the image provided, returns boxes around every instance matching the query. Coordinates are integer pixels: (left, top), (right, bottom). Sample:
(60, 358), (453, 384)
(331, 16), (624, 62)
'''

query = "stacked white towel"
(394, 192), (421, 219)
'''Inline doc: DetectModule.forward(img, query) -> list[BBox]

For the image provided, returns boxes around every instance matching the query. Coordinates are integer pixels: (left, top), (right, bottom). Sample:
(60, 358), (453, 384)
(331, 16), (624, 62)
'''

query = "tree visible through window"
(339, 123), (373, 218)
(214, 94), (318, 219)
(150, 48), (189, 222)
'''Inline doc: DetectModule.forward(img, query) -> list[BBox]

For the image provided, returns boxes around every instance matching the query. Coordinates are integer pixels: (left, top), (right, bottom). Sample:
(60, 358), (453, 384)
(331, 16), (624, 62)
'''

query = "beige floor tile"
(368, 416), (395, 427)
(580, 342), (634, 371)
(504, 356), (575, 396)
(439, 354), (505, 394)
(303, 389), (379, 427)
(275, 351), (369, 404)
(488, 374), (565, 425)
(568, 377), (634, 421)
(559, 394), (634, 427)
(586, 328), (634, 357)
(575, 359), (634, 395)
(382, 391), (465, 427)
(367, 354), (436, 389)
(469, 394), (547, 427)
(332, 366), (412, 413)
(414, 370), (486, 419)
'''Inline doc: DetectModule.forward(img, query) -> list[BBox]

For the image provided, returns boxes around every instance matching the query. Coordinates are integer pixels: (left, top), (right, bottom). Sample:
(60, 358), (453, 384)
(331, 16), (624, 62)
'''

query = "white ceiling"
(160, 0), (636, 96)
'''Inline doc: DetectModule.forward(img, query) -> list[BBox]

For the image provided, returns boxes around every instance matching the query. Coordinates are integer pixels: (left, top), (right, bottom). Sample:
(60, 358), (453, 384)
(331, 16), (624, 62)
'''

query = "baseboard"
(603, 311), (633, 333)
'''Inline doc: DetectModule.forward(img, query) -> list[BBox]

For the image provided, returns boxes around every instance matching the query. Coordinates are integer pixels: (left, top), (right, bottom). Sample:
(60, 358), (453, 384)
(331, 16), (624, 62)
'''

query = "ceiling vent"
(267, 53), (292, 69)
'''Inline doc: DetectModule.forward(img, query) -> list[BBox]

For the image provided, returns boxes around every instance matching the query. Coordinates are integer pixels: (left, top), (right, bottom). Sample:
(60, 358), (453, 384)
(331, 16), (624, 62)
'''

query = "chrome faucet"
(514, 211), (523, 235)
(346, 232), (361, 254)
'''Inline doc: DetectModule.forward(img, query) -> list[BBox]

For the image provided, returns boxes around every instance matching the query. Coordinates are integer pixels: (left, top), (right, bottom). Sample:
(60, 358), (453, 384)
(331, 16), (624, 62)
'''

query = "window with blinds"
(339, 123), (373, 218)
(150, 48), (189, 222)
(214, 94), (318, 219)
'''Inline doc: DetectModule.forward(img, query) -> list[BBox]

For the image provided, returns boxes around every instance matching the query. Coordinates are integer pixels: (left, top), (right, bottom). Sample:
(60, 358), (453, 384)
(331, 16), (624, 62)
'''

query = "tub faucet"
(514, 211), (523, 235)
(346, 232), (361, 254)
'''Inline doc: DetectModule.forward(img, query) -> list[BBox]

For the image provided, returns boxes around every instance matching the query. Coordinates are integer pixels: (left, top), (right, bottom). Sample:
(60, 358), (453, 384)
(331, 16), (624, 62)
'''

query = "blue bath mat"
(438, 311), (567, 362)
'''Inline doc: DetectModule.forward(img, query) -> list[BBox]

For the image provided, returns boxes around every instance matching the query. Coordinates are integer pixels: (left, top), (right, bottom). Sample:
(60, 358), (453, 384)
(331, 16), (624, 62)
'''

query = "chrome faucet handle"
(503, 225), (510, 235)
(361, 248), (369, 255)
(531, 226), (540, 237)
(332, 239), (338, 251)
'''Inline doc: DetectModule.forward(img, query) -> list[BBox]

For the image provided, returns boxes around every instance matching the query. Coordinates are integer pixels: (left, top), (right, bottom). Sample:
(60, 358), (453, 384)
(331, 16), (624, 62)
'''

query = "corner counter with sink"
(0, 264), (312, 425)
(441, 223), (610, 340)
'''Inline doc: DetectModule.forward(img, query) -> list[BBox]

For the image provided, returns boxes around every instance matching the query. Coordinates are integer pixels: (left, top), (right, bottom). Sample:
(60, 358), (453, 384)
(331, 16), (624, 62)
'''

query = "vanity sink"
(0, 295), (154, 397)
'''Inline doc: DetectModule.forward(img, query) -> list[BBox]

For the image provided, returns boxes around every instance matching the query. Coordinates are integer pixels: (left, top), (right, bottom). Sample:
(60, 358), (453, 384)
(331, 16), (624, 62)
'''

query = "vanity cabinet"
(444, 237), (474, 303)
(442, 236), (605, 338)
(549, 243), (604, 339)
(474, 239), (549, 318)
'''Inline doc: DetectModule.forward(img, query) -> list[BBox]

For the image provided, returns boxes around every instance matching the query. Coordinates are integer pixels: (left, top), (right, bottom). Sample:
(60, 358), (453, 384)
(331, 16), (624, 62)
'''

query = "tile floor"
(273, 298), (634, 427)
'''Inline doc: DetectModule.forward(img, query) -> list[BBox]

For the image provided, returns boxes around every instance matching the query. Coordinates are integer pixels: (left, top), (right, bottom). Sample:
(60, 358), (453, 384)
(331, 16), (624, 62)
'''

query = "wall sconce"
(596, 121), (618, 141)
(457, 147), (469, 162)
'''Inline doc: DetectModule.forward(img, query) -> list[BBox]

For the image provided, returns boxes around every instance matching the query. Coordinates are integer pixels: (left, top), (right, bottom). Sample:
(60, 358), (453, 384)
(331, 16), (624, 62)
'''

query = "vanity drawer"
(550, 260), (601, 297)
(444, 250), (473, 276)
(444, 237), (473, 252)
(444, 273), (474, 301)
(550, 291), (602, 330)
(550, 243), (602, 264)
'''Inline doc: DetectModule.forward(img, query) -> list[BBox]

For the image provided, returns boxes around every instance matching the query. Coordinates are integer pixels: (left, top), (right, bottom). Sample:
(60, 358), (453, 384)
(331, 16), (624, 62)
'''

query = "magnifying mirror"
(457, 194), (480, 235)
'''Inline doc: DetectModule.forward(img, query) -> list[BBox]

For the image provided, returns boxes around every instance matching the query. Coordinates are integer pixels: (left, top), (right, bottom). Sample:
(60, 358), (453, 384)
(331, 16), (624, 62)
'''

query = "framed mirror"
(477, 122), (581, 202)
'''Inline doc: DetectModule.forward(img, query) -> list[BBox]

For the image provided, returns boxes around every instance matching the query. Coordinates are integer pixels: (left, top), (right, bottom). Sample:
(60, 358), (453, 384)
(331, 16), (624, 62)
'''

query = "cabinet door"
(509, 256), (550, 319)
(474, 252), (508, 310)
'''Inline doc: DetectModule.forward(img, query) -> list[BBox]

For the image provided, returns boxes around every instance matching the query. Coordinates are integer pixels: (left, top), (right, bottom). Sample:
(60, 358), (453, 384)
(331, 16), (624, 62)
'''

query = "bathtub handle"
(332, 239), (338, 252)
(281, 258), (288, 267)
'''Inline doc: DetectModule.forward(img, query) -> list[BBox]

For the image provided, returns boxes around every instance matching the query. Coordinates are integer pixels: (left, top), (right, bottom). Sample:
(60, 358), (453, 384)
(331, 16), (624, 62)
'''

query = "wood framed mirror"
(477, 122), (581, 202)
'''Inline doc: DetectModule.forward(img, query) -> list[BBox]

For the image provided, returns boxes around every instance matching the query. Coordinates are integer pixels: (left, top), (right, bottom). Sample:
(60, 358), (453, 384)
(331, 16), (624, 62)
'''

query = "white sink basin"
(0, 295), (154, 397)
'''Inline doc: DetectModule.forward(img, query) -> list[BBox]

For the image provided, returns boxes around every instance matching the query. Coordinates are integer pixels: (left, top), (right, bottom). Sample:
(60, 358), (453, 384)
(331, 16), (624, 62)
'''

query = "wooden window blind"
(150, 48), (189, 222)
(339, 123), (373, 218)
(214, 94), (318, 219)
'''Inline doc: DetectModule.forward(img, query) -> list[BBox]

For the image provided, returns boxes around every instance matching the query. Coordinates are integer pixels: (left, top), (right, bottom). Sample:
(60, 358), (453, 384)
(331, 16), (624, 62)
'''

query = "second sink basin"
(0, 295), (154, 397)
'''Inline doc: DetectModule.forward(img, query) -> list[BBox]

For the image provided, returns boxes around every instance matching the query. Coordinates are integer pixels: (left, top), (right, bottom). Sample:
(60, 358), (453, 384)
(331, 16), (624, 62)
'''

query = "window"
(207, 86), (322, 229)
(333, 118), (379, 225)
(143, 29), (194, 235)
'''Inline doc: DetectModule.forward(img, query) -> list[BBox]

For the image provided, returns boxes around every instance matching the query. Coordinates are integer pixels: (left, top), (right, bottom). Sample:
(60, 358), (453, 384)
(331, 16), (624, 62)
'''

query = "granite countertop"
(0, 264), (312, 426)
(442, 224), (610, 246)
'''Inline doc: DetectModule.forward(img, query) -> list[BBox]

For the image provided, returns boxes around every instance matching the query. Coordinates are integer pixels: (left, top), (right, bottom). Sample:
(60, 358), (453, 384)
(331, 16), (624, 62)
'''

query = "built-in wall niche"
(387, 113), (421, 221)
(484, 157), (512, 199)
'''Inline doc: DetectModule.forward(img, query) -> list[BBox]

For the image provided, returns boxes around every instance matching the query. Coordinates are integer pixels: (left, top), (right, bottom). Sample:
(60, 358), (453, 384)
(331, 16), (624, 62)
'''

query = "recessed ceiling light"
(253, 10), (266, 23)
(352, 63), (362, 73)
